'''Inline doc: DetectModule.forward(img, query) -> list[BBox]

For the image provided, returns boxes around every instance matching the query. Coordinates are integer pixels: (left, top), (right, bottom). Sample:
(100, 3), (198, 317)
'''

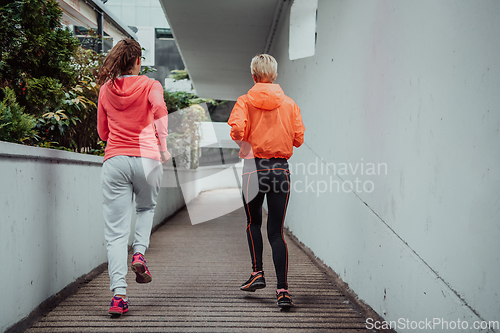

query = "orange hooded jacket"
(228, 83), (305, 159)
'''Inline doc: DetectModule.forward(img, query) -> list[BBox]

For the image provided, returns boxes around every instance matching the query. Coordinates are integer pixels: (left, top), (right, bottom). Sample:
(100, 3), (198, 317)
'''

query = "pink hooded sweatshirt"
(97, 76), (168, 162)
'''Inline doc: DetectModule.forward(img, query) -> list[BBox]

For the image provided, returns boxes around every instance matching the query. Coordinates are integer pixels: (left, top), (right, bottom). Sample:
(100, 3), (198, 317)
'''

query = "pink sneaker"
(109, 296), (129, 315)
(131, 253), (152, 283)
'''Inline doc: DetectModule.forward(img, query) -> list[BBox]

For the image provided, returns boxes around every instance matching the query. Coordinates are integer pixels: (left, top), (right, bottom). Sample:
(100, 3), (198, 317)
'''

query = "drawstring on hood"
(247, 83), (285, 110)
(105, 76), (155, 111)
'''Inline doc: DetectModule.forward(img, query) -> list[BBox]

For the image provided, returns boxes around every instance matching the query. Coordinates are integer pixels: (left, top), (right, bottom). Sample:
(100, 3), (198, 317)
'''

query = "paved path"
(25, 189), (375, 332)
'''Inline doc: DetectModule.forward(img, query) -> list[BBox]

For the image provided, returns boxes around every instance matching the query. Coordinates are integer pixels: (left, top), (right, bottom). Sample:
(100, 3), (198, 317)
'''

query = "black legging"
(242, 158), (290, 290)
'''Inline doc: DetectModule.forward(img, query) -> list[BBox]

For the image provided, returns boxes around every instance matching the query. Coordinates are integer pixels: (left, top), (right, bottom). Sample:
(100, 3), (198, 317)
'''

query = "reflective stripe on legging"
(242, 166), (290, 290)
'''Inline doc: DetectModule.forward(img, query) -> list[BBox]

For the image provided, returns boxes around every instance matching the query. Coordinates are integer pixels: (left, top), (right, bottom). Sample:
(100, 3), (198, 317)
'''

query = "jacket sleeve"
(97, 87), (109, 142)
(227, 97), (247, 142)
(148, 81), (168, 152)
(293, 103), (305, 148)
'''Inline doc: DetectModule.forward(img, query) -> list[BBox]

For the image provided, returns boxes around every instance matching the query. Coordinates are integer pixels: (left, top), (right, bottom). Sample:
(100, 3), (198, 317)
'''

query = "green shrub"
(62, 46), (103, 152)
(32, 45), (104, 152)
(167, 104), (207, 169)
(164, 91), (196, 113)
(0, 0), (79, 115)
(59, 76), (100, 151)
(0, 88), (37, 143)
(25, 76), (65, 113)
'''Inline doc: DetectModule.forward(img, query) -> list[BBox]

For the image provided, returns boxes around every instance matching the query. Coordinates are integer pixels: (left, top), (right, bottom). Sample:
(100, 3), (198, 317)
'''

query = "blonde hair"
(250, 54), (278, 83)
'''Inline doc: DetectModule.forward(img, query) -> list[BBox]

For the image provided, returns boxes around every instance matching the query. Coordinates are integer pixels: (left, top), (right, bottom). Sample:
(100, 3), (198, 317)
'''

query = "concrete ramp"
(24, 189), (376, 332)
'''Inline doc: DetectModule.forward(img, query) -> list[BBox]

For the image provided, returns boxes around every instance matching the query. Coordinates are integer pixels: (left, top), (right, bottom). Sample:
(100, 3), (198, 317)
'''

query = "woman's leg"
(131, 157), (163, 255)
(102, 156), (134, 296)
(242, 172), (266, 272)
(265, 169), (290, 290)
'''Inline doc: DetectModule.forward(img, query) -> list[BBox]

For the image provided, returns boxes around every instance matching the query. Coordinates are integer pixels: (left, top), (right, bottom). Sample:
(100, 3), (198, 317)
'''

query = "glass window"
(155, 28), (173, 39)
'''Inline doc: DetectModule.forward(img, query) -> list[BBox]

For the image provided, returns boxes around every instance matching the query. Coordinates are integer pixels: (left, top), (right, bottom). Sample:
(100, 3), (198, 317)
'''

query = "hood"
(105, 76), (155, 110)
(247, 83), (285, 110)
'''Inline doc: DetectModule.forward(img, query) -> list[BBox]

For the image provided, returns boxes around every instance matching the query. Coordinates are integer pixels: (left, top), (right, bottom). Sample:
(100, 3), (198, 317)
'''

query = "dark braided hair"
(96, 39), (142, 85)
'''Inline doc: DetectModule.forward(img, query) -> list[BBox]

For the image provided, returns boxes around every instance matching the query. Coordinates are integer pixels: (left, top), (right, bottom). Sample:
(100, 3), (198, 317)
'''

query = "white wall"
(0, 142), (184, 332)
(272, 1), (500, 331)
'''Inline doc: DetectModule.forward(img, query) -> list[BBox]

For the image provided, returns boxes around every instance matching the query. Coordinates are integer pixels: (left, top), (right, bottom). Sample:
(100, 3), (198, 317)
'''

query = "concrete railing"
(0, 141), (185, 332)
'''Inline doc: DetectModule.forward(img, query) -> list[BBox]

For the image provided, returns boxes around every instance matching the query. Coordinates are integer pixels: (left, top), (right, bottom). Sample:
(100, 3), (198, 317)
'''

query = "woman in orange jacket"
(228, 54), (305, 308)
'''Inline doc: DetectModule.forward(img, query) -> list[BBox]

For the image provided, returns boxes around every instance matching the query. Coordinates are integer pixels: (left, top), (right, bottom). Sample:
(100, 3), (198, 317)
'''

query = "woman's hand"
(160, 151), (171, 164)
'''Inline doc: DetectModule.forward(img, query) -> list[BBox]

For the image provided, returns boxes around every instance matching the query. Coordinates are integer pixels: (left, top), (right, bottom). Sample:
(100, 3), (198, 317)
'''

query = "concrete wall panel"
(271, 0), (500, 330)
(0, 142), (184, 332)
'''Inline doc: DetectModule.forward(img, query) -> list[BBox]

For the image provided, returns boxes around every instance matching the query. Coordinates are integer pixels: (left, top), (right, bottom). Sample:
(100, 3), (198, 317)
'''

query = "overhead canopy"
(159, 0), (288, 100)
(58, 0), (138, 44)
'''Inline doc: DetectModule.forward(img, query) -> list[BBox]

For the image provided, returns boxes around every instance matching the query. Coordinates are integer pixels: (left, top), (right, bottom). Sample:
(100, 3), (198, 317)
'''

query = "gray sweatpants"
(101, 156), (163, 295)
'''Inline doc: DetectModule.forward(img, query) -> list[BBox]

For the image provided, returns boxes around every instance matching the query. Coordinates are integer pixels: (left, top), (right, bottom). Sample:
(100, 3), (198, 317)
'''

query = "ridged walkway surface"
(25, 189), (375, 333)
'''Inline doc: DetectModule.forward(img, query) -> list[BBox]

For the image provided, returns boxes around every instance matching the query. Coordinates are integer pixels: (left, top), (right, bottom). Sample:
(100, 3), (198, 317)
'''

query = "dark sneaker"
(240, 271), (266, 292)
(277, 290), (293, 308)
(109, 296), (129, 315)
(131, 253), (152, 283)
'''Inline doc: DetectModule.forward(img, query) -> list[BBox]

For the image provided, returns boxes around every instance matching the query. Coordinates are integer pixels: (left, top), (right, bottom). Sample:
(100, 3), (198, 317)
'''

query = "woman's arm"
(97, 87), (109, 141)
(228, 97), (253, 157)
(293, 104), (305, 148)
(228, 97), (248, 142)
(148, 81), (168, 152)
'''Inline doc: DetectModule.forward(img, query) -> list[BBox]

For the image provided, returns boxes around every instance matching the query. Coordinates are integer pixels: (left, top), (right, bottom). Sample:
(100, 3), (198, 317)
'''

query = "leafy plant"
(35, 108), (73, 147)
(0, 87), (38, 143)
(30, 43), (103, 152)
(25, 76), (65, 114)
(0, 1), (106, 153)
(34, 77), (100, 151)
(168, 69), (190, 81)
(164, 90), (195, 112)
(61, 77), (100, 151)
(64, 46), (104, 152)
(163, 90), (231, 167)
(0, 0), (79, 115)
(164, 90), (220, 113)
(87, 140), (106, 156)
(167, 104), (207, 169)
(72, 45), (104, 82)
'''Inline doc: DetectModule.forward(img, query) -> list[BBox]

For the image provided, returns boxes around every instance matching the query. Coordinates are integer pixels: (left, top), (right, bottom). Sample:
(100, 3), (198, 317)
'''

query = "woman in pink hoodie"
(96, 39), (169, 316)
